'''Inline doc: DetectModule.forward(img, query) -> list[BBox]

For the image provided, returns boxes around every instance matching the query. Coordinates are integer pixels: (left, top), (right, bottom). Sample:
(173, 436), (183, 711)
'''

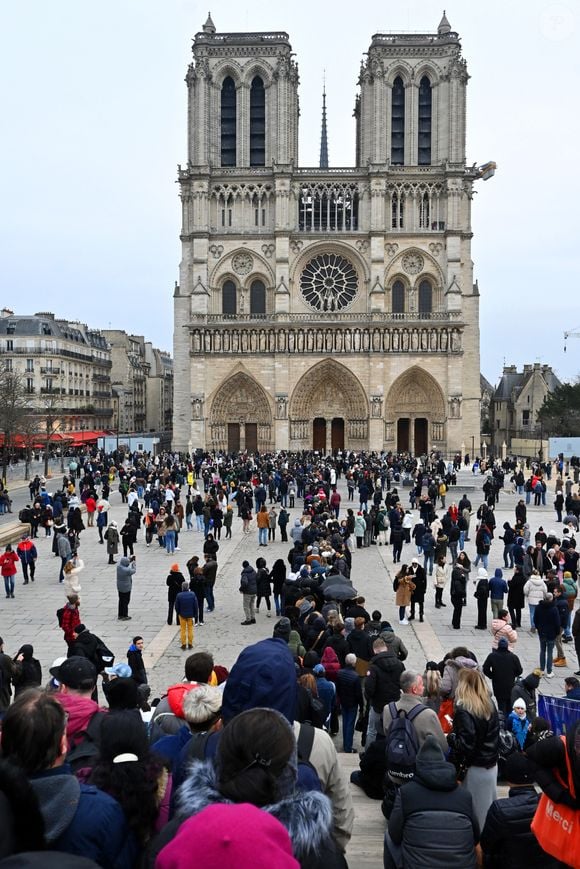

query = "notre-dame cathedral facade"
(172, 13), (482, 456)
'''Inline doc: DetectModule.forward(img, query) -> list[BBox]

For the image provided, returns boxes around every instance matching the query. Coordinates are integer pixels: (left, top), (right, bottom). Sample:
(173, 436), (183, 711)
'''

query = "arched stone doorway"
(384, 367), (446, 455)
(209, 371), (273, 452)
(289, 360), (369, 452)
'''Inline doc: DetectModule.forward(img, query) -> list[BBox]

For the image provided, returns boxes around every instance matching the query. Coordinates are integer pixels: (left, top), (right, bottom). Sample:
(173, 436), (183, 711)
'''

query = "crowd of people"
(0, 448), (580, 866)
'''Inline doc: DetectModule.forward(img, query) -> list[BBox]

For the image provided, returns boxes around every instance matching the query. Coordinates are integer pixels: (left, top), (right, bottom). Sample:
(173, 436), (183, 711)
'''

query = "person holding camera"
(116, 554), (137, 621)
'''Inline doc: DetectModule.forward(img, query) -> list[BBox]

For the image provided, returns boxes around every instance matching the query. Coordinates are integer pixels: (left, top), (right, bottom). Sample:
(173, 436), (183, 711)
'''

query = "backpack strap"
(297, 722), (316, 762)
(405, 704), (429, 723)
(69, 710), (106, 749)
(186, 731), (211, 762)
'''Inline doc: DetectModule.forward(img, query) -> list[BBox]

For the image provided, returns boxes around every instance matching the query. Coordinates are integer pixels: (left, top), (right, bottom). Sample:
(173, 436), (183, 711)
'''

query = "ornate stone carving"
(210, 372), (272, 427)
(429, 242), (443, 255)
(371, 395), (383, 418)
(209, 244), (224, 259)
(432, 421), (444, 441)
(290, 240), (303, 254)
(261, 243), (275, 258)
(384, 421), (394, 442)
(232, 252), (253, 275)
(356, 239), (369, 253)
(449, 397), (462, 419)
(191, 326), (463, 356)
(191, 396), (204, 419)
(290, 419), (309, 440)
(385, 243), (399, 257)
(290, 359), (368, 422)
(276, 395), (288, 419)
(402, 252), (424, 275)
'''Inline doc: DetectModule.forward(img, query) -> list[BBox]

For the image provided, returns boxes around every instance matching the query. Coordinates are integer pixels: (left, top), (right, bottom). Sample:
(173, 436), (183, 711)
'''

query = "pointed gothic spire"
(319, 75), (329, 169)
(203, 12), (216, 34)
(438, 10), (451, 34)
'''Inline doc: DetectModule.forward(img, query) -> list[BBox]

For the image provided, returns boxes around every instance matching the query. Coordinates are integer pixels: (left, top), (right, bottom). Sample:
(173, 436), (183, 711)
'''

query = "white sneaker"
(545, 672), (554, 679)
(399, 619), (409, 626)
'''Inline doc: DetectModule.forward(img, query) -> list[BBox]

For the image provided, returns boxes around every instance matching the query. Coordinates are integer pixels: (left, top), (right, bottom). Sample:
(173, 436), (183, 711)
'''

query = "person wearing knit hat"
(156, 803), (299, 869)
(166, 564), (186, 626)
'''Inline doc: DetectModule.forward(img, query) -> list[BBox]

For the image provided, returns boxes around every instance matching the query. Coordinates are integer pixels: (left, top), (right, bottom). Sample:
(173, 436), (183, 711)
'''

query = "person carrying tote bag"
(529, 721), (580, 867)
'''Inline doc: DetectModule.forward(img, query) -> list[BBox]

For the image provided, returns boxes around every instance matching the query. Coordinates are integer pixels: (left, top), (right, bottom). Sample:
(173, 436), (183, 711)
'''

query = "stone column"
(239, 422), (246, 452)
(326, 419), (332, 456)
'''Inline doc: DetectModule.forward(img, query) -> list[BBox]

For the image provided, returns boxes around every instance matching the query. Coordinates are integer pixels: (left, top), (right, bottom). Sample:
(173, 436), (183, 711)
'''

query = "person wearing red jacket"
(16, 534), (37, 584)
(0, 544), (19, 599)
(85, 495), (97, 527)
(61, 594), (82, 647)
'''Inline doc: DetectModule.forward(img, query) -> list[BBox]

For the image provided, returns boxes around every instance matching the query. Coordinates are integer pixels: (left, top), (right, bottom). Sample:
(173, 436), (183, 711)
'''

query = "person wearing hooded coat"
(116, 555), (136, 620)
(240, 560), (258, 625)
(145, 637), (354, 863)
(104, 521), (119, 565)
(384, 734), (479, 869)
(510, 671), (541, 719)
(482, 637), (523, 716)
(12, 645), (42, 696)
(474, 567), (489, 629)
(150, 708), (346, 869)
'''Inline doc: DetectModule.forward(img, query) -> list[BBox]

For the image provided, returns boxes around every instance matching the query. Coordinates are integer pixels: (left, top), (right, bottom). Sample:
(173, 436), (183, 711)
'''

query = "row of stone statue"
(191, 325), (462, 355)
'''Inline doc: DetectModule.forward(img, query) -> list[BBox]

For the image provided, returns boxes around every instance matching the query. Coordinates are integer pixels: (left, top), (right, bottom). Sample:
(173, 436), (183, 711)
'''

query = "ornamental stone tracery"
(299, 253), (358, 312)
(232, 252), (254, 275)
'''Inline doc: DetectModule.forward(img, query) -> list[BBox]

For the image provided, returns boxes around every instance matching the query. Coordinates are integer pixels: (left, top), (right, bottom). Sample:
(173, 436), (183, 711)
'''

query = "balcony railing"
(40, 367), (61, 375)
(201, 311), (461, 324)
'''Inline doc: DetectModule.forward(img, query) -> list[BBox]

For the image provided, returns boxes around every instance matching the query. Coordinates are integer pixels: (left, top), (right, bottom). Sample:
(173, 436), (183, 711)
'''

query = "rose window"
(300, 253), (358, 312)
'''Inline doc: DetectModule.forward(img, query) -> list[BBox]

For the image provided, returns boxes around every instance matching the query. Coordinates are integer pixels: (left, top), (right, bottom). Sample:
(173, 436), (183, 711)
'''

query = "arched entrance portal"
(209, 371), (273, 453)
(385, 367), (446, 456)
(290, 360), (368, 452)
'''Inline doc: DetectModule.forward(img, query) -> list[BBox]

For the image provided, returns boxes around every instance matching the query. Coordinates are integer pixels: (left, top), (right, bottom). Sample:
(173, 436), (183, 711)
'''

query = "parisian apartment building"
(0, 310), (173, 437)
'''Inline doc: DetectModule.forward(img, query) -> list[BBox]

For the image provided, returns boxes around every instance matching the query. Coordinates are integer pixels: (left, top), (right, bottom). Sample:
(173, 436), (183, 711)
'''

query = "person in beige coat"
(394, 565), (415, 626)
(434, 555), (450, 608)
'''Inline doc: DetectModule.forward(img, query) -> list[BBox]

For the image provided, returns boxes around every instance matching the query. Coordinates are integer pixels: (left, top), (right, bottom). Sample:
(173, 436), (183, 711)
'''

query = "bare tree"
(0, 364), (30, 483)
(36, 388), (67, 477)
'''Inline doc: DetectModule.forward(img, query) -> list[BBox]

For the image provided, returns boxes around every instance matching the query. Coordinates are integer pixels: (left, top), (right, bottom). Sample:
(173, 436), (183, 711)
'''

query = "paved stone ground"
(1, 463), (572, 700)
(0, 462), (570, 865)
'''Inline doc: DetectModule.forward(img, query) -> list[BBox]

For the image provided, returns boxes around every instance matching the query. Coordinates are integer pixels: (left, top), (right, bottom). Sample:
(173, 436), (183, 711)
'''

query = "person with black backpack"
(381, 670), (447, 819)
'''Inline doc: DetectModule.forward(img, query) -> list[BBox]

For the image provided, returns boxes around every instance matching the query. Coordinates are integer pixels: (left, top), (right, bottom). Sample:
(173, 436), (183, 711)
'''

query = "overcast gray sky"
(1, 0), (579, 386)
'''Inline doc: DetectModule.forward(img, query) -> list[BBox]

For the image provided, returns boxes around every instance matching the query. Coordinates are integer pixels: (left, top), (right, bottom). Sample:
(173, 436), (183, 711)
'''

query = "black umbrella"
(320, 572), (350, 590)
(323, 583), (358, 600)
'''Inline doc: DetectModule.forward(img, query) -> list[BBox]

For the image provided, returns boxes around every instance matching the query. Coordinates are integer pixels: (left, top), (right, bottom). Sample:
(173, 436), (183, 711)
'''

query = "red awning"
(67, 430), (109, 447)
(0, 432), (73, 448)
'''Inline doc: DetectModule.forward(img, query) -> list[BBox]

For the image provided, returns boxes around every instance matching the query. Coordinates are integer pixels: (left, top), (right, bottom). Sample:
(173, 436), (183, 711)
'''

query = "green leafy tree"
(537, 381), (580, 436)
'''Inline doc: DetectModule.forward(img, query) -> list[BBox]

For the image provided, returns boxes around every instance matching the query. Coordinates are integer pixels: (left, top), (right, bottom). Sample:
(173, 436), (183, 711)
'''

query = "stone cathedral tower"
(173, 13), (482, 456)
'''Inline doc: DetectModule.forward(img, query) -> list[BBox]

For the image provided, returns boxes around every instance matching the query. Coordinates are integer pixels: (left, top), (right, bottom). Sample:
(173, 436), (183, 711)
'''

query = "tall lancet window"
(418, 76), (432, 165)
(392, 280), (405, 314)
(391, 76), (405, 165)
(250, 76), (266, 167)
(221, 77), (237, 167)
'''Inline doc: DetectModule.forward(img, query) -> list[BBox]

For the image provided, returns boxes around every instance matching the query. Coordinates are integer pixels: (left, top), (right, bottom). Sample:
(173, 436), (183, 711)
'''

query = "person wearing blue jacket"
(175, 582), (199, 650)
(488, 568), (508, 620)
(1, 690), (133, 867)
